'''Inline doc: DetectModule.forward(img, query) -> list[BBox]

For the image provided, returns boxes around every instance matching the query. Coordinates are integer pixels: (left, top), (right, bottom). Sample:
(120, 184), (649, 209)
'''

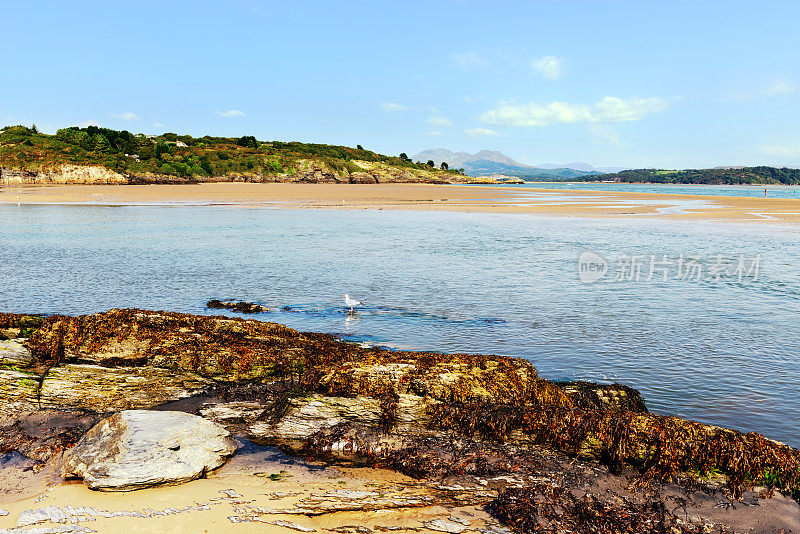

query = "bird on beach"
(343, 294), (362, 313)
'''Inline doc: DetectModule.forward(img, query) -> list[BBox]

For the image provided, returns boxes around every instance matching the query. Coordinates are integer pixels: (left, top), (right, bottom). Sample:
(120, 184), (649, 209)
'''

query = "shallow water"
(488, 182), (800, 199)
(1, 204), (799, 445)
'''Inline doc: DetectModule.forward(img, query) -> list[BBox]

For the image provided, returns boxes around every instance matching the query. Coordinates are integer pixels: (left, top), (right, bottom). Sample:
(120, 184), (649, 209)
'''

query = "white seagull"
(343, 294), (362, 313)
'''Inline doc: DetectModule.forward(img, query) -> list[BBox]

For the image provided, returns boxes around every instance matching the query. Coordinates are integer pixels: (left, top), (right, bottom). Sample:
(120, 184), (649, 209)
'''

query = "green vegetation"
(254, 470), (290, 481)
(0, 124), (466, 182)
(461, 159), (602, 181)
(586, 167), (800, 185)
(0, 313), (45, 335)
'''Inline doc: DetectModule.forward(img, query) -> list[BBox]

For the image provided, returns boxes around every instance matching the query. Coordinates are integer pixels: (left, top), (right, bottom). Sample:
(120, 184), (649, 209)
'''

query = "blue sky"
(2, 0), (799, 169)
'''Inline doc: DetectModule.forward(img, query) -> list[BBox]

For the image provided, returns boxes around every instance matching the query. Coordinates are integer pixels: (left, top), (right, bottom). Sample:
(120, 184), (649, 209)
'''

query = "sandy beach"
(0, 440), (500, 534)
(2, 182), (800, 223)
(4, 429), (799, 534)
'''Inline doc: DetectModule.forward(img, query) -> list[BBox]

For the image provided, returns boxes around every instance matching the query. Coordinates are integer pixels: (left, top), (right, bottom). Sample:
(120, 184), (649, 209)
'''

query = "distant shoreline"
(481, 180), (800, 186)
(2, 182), (800, 223)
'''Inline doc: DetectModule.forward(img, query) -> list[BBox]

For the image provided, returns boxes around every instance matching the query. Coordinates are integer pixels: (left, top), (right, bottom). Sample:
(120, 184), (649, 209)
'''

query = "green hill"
(457, 160), (601, 181)
(585, 167), (800, 185)
(0, 125), (470, 184)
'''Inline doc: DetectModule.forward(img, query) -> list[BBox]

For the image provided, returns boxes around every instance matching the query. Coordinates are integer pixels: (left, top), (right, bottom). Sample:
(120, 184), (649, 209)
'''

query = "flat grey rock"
(422, 519), (469, 533)
(0, 339), (32, 366)
(62, 410), (237, 491)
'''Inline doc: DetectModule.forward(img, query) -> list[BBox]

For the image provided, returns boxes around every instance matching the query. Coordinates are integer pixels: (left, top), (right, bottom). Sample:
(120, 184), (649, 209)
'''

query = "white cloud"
(381, 102), (407, 113)
(216, 109), (245, 118)
(593, 96), (669, 121)
(111, 112), (138, 122)
(763, 80), (796, 96)
(531, 55), (563, 80)
(153, 122), (165, 128)
(760, 144), (800, 158)
(465, 127), (498, 137)
(588, 124), (624, 147)
(450, 51), (489, 70)
(428, 116), (452, 126)
(727, 80), (797, 102)
(426, 131), (445, 136)
(481, 96), (669, 127)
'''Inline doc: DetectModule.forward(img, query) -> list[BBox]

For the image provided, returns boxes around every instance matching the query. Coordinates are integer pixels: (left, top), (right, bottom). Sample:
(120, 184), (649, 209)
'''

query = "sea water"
(485, 181), (800, 199)
(1, 204), (799, 445)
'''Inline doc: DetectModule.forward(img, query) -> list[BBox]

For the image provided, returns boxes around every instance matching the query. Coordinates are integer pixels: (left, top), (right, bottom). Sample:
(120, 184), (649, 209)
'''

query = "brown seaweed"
(206, 300), (267, 314)
(428, 401), (800, 499)
(488, 484), (734, 534)
(12, 308), (800, 501)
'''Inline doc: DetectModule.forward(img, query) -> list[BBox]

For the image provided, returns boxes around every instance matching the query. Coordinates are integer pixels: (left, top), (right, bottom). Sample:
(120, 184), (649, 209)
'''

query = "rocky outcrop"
(24, 309), (551, 400)
(0, 410), (101, 464)
(63, 410), (237, 491)
(38, 364), (209, 412)
(0, 165), (126, 185)
(205, 300), (267, 314)
(0, 160), (485, 186)
(0, 308), (798, 530)
(0, 339), (32, 367)
(0, 368), (40, 413)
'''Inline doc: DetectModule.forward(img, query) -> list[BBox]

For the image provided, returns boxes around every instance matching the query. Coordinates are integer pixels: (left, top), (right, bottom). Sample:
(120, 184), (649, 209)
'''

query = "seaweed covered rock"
(0, 410), (102, 464)
(2, 308), (800, 507)
(557, 380), (648, 413)
(63, 410), (237, 491)
(38, 364), (209, 412)
(488, 484), (733, 534)
(206, 300), (267, 314)
(299, 424), (799, 533)
(0, 312), (45, 335)
(25, 308), (562, 404)
(427, 400), (800, 499)
(0, 368), (40, 413)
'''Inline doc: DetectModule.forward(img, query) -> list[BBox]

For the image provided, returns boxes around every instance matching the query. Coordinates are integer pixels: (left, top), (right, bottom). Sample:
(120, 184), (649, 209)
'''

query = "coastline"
(3, 182), (800, 223)
(1, 308), (799, 533)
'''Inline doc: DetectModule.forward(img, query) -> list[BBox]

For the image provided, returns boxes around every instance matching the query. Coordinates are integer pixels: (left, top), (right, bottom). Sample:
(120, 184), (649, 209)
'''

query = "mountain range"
(412, 149), (628, 181)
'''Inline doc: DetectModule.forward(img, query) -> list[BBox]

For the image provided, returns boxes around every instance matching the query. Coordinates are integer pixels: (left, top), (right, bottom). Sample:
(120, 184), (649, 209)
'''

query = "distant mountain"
(535, 161), (595, 172)
(412, 148), (619, 181)
(594, 166), (630, 173)
(536, 162), (629, 173)
(413, 149), (522, 168)
(459, 160), (601, 181)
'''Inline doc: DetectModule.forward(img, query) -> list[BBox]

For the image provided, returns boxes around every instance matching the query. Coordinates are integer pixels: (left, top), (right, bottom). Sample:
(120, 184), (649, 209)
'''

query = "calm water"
(2, 204), (799, 445)
(490, 182), (800, 199)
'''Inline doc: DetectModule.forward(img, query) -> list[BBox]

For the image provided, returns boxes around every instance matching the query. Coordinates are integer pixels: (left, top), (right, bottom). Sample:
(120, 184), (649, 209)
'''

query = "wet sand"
(0, 441), (501, 534)
(2, 182), (800, 222)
